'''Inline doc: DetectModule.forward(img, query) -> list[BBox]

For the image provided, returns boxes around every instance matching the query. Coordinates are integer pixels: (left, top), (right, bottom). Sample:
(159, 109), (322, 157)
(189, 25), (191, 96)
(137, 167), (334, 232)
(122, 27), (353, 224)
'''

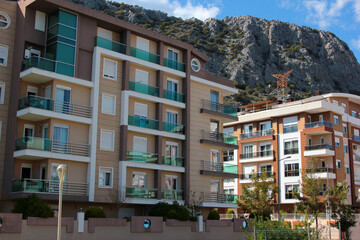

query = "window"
(134, 102), (148, 127)
(0, 45), (9, 66)
(320, 137), (325, 145)
(165, 141), (179, 166)
(283, 116), (298, 133)
(136, 36), (150, 52)
(285, 163), (299, 177)
(101, 93), (116, 115)
(135, 69), (149, 85)
(336, 159), (341, 169)
(260, 144), (272, 156)
(191, 58), (200, 72)
(223, 150), (234, 162)
(284, 140), (299, 155)
(210, 149), (220, 171)
(243, 145), (253, 158)
(132, 172), (146, 188)
(103, 58), (117, 80)
(319, 115), (323, 122)
(346, 167), (350, 174)
(335, 137), (340, 147)
(210, 179), (220, 193)
(352, 110), (357, 118)
(164, 175), (178, 190)
(133, 136), (147, 153)
(0, 82), (5, 104)
(35, 11), (46, 31)
(0, 12), (11, 29)
(224, 189), (235, 195)
(334, 115), (339, 125)
(167, 48), (179, 69)
(210, 90), (219, 111)
(166, 110), (178, 125)
(344, 145), (349, 153)
(342, 103), (347, 113)
(285, 184), (299, 199)
(260, 165), (272, 174)
(332, 100), (338, 105)
(260, 121), (271, 135)
(343, 123), (348, 134)
(99, 167), (113, 188)
(97, 27), (113, 41)
(210, 120), (219, 133)
(100, 129), (115, 151)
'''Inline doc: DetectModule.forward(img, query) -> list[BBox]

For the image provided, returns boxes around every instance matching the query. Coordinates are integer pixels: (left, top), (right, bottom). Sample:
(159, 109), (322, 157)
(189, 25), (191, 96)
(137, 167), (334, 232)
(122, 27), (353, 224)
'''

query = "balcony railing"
(15, 137), (90, 156)
(163, 58), (185, 72)
(353, 135), (360, 142)
(284, 148), (299, 155)
(126, 151), (158, 164)
(201, 99), (237, 117)
(128, 115), (159, 130)
(12, 179), (88, 196)
(239, 150), (273, 159)
(163, 89), (185, 103)
(305, 121), (333, 129)
(162, 122), (184, 134)
(129, 80), (159, 97)
(202, 160), (238, 174)
(284, 170), (300, 177)
(95, 36), (126, 54)
(162, 156), (184, 167)
(240, 129), (274, 140)
(305, 167), (335, 173)
(22, 56), (74, 77)
(18, 96), (92, 118)
(240, 171), (275, 180)
(126, 187), (157, 199)
(161, 189), (184, 200)
(305, 144), (334, 151)
(201, 130), (238, 145)
(130, 47), (160, 64)
(202, 192), (238, 204)
(283, 124), (298, 133)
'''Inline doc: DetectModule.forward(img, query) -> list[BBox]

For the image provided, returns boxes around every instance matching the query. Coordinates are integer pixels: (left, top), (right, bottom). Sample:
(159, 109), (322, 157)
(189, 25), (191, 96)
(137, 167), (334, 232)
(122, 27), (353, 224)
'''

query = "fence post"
(254, 227), (256, 240)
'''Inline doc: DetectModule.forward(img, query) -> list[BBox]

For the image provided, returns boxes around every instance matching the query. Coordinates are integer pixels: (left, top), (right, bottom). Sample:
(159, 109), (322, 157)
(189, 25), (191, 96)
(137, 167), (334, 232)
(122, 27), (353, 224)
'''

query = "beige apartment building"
(0, 0), (239, 217)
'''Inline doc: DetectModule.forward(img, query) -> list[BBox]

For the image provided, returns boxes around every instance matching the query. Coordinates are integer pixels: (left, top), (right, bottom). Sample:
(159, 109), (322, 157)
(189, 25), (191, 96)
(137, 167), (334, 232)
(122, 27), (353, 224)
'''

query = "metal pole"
(57, 165), (65, 240)
(308, 222), (311, 240)
(327, 175), (331, 239)
(339, 221), (341, 240)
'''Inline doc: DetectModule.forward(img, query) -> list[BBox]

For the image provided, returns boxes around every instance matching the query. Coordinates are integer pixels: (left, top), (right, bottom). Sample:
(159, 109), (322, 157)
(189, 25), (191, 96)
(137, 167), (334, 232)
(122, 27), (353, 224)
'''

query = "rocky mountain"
(71, 0), (360, 104)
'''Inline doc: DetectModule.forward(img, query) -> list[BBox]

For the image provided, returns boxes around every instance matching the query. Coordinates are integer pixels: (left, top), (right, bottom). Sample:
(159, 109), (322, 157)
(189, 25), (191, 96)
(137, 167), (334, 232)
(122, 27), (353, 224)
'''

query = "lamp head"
(57, 165), (65, 180)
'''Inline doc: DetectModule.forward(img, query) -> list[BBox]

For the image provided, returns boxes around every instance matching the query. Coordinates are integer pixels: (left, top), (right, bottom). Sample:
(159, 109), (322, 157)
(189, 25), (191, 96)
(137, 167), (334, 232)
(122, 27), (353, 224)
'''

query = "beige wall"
(129, 64), (157, 87)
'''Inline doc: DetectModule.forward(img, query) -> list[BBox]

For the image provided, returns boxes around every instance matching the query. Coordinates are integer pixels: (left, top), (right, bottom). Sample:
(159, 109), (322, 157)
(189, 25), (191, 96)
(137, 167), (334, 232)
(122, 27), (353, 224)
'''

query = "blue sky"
(117, 0), (360, 62)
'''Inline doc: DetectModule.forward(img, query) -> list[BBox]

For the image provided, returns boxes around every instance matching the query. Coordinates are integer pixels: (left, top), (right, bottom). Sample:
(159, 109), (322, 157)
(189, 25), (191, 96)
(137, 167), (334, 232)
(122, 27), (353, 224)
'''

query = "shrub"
(226, 209), (235, 218)
(12, 194), (54, 219)
(207, 210), (220, 220)
(85, 206), (106, 220)
(149, 201), (190, 221)
(167, 209), (177, 219)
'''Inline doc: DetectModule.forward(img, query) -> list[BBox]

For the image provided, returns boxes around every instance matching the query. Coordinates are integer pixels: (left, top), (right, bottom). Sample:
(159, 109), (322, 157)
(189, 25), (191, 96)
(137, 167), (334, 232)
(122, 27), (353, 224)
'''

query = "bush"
(167, 209), (177, 219)
(149, 201), (190, 221)
(207, 210), (220, 220)
(226, 209), (235, 218)
(12, 194), (54, 219)
(85, 206), (106, 220)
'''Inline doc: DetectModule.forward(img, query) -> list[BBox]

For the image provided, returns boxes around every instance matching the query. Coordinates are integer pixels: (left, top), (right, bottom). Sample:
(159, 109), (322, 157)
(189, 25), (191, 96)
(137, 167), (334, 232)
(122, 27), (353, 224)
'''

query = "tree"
(237, 171), (278, 220)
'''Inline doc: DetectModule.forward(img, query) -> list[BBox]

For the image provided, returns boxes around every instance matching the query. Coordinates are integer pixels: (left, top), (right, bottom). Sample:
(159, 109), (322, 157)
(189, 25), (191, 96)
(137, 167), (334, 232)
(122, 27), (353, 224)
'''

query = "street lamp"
(277, 155), (291, 221)
(57, 165), (66, 240)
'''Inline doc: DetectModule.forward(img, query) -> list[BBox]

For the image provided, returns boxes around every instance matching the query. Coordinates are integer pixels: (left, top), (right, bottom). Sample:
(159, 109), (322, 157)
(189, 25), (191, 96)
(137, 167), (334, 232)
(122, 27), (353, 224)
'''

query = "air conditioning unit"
(24, 49), (31, 59)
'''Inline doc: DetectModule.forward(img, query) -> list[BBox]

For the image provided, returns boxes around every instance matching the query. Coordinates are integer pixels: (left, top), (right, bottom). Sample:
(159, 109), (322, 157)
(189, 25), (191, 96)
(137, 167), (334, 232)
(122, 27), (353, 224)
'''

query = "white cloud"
(351, 35), (360, 50)
(115, 0), (220, 20)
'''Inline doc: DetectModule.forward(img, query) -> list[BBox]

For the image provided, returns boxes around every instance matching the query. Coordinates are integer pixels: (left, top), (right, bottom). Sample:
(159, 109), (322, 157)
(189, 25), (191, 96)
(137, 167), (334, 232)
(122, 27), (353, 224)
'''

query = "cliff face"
(71, 0), (360, 101)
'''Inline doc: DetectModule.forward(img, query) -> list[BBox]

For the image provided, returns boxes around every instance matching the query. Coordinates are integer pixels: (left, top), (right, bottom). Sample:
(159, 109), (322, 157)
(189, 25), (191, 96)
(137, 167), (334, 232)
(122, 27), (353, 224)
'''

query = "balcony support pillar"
(155, 170), (162, 200)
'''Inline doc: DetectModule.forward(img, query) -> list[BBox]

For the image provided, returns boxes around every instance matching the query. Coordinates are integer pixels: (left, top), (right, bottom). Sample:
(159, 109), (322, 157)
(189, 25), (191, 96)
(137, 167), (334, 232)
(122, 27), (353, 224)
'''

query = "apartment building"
(225, 93), (360, 211)
(0, 0), (239, 217)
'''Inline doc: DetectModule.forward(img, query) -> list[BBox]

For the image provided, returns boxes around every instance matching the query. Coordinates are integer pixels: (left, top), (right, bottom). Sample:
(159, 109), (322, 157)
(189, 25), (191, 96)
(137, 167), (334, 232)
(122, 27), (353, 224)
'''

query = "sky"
(115, 0), (360, 62)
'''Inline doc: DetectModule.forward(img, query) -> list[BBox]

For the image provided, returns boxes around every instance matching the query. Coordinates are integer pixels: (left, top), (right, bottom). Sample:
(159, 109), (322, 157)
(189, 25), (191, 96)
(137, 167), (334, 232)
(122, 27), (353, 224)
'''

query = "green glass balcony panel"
(129, 81), (159, 97)
(161, 189), (184, 200)
(56, 43), (75, 65)
(22, 56), (56, 72)
(223, 134), (238, 145)
(223, 164), (238, 174)
(15, 137), (52, 151)
(224, 194), (238, 203)
(162, 122), (184, 134)
(11, 179), (48, 193)
(55, 61), (74, 77)
(18, 96), (54, 111)
(163, 89), (184, 103)
(126, 187), (157, 199)
(223, 104), (238, 116)
(57, 36), (76, 46)
(59, 10), (77, 28)
(130, 47), (160, 64)
(163, 58), (185, 72)
(58, 24), (77, 40)
(128, 115), (159, 130)
(162, 156), (184, 167)
(126, 151), (158, 164)
(202, 100), (237, 117)
(95, 36), (126, 54)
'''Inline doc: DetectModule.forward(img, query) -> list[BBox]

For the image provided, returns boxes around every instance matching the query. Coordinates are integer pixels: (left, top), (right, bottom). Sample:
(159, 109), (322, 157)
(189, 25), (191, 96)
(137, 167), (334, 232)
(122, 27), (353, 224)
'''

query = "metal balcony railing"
(284, 148), (299, 155)
(239, 171), (275, 180)
(283, 124), (298, 133)
(239, 129), (274, 140)
(201, 160), (238, 174)
(126, 151), (158, 164)
(304, 144), (334, 151)
(95, 36), (126, 54)
(201, 192), (238, 204)
(304, 121), (333, 129)
(201, 130), (238, 145)
(201, 99), (237, 117)
(239, 150), (273, 159)
(161, 189), (184, 200)
(284, 170), (300, 177)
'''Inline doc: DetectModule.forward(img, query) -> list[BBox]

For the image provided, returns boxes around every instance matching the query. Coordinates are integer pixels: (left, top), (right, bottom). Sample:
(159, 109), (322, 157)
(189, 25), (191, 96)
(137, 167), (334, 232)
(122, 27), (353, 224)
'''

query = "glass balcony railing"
(22, 56), (74, 77)
(305, 144), (334, 151)
(240, 171), (275, 180)
(163, 89), (185, 103)
(130, 47), (160, 64)
(201, 130), (238, 146)
(201, 99), (237, 117)
(239, 150), (273, 159)
(95, 36), (126, 54)
(240, 129), (274, 140)
(15, 137), (52, 152)
(305, 121), (333, 129)
(126, 187), (157, 199)
(163, 58), (185, 72)
(161, 189), (184, 200)
(162, 156), (184, 167)
(128, 115), (159, 130)
(305, 167), (335, 173)
(283, 124), (298, 133)
(202, 192), (238, 204)
(202, 160), (238, 174)
(353, 135), (360, 142)
(162, 122), (184, 134)
(126, 151), (158, 164)
(129, 81), (159, 97)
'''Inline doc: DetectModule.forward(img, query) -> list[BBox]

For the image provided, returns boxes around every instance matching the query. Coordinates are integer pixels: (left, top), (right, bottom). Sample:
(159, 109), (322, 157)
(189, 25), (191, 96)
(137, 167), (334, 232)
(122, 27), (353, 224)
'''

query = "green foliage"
(207, 210), (220, 220)
(12, 194), (54, 219)
(149, 201), (190, 221)
(85, 206), (106, 220)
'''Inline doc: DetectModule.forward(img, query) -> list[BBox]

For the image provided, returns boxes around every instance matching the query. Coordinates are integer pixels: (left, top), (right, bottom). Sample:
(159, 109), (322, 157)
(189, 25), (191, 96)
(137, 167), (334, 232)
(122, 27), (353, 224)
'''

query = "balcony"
(283, 124), (298, 134)
(22, 56), (74, 77)
(128, 115), (159, 130)
(284, 148), (299, 155)
(200, 130), (238, 149)
(18, 96), (92, 120)
(239, 171), (275, 180)
(284, 170), (300, 177)
(200, 100), (238, 121)
(12, 179), (88, 196)
(95, 36), (126, 54)
(163, 58), (185, 72)
(200, 160), (239, 178)
(130, 47), (160, 64)
(126, 187), (157, 199)
(239, 150), (274, 162)
(129, 81), (159, 97)
(304, 144), (335, 157)
(305, 121), (333, 129)
(353, 135), (360, 143)
(163, 89), (185, 103)
(162, 156), (184, 167)
(201, 192), (238, 207)
(239, 129), (274, 140)
(162, 122), (184, 134)
(161, 189), (184, 201)
(126, 151), (158, 164)
(306, 167), (336, 179)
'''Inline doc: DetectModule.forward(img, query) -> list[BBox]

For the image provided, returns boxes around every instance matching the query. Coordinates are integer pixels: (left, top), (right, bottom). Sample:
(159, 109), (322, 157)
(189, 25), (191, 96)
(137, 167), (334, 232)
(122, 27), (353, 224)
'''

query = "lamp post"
(57, 165), (66, 240)
(277, 155), (291, 221)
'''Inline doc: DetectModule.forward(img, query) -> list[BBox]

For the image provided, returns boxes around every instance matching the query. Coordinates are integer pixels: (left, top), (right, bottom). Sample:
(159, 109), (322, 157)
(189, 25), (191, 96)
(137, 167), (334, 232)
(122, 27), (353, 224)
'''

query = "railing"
(18, 96), (92, 118)
(163, 89), (185, 103)
(240, 129), (274, 140)
(353, 135), (360, 142)
(162, 122), (184, 134)
(201, 130), (238, 145)
(239, 150), (273, 159)
(161, 189), (184, 200)
(126, 151), (158, 164)
(283, 124), (298, 133)
(202, 192), (238, 204)
(125, 187), (157, 199)
(202, 160), (238, 174)
(130, 47), (160, 64)
(223, 155), (234, 162)
(306, 167), (335, 173)
(22, 56), (74, 77)
(12, 179), (88, 196)
(201, 99), (237, 117)
(162, 156), (184, 167)
(95, 36), (126, 54)
(15, 137), (90, 156)
(305, 144), (334, 151)
(129, 80), (159, 97)
(305, 121), (333, 129)
(284, 170), (300, 177)
(163, 58), (185, 72)
(240, 171), (275, 180)
(128, 115), (159, 130)
(284, 148), (299, 155)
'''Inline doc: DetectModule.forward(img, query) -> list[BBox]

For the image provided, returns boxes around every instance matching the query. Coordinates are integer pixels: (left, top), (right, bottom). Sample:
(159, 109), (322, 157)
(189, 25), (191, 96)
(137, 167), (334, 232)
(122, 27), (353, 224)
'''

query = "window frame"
(285, 183), (299, 199)
(98, 166), (113, 188)
(336, 159), (341, 169)
(335, 137), (340, 147)
(0, 82), (5, 104)
(102, 58), (117, 80)
(284, 162), (300, 177)
(101, 93), (116, 115)
(100, 129), (115, 151)
(0, 45), (9, 67)
(334, 115), (339, 125)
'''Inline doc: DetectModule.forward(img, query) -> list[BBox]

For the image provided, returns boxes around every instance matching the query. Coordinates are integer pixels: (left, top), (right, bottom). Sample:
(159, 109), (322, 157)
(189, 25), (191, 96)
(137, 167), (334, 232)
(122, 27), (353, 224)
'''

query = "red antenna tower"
(272, 70), (293, 102)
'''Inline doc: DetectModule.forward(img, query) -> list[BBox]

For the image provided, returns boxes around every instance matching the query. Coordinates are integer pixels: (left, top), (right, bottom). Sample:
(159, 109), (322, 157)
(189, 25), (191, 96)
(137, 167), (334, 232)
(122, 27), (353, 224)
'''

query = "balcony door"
(134, 102), (148, 128)
(133, 136), (148, 157)
(21, 163), (32, 180)
(167, 49), (179, 68)
(210, 90), (219, 111)
(136, 37), (150, 52)
(132, 171), (146, 188)
(23, 124), (35, 145)
(260, 121), (271, 135)
(165, 175), (178, 191)
(210, 149), (220, 171)
(53, 124), (69, 153)
(55, 86), (71, 114)
(244, 145), (253, 158)
(243, 164), (256, 178)
(260, 144), (271, 157)
(165, 142), (178, 165)
(26, 86), (38, 96)
(135, 69), (149, 85)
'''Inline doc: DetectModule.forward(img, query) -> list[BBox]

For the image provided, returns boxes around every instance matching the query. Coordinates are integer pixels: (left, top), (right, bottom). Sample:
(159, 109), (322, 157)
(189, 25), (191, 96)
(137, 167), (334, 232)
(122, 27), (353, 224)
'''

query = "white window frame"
(336, 159), (341, 169)
(23, 124), (35, 137)
(0, 82), (5, 104)
(190, 58), (200, 72)
(97, 27), (113, 41)
(167, 47), (179, 61)
(334, 115), (339, 125)
(166, 109), (179, 123)
(285, 183), (300, 199)
(164, 175), (178, 190)
(98, 167), (113, 188)
(335, 137), (340, 147)
(27, 86), (38, 96)
(0, 45), (9, 66)
(102, 58), (117, 80)
(132, 171), (147, 188)
(100, 129), (115, 151)
(101, 93), (116, 115)
(344, 145), (349, 153)
(35, 11), (46, 31)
